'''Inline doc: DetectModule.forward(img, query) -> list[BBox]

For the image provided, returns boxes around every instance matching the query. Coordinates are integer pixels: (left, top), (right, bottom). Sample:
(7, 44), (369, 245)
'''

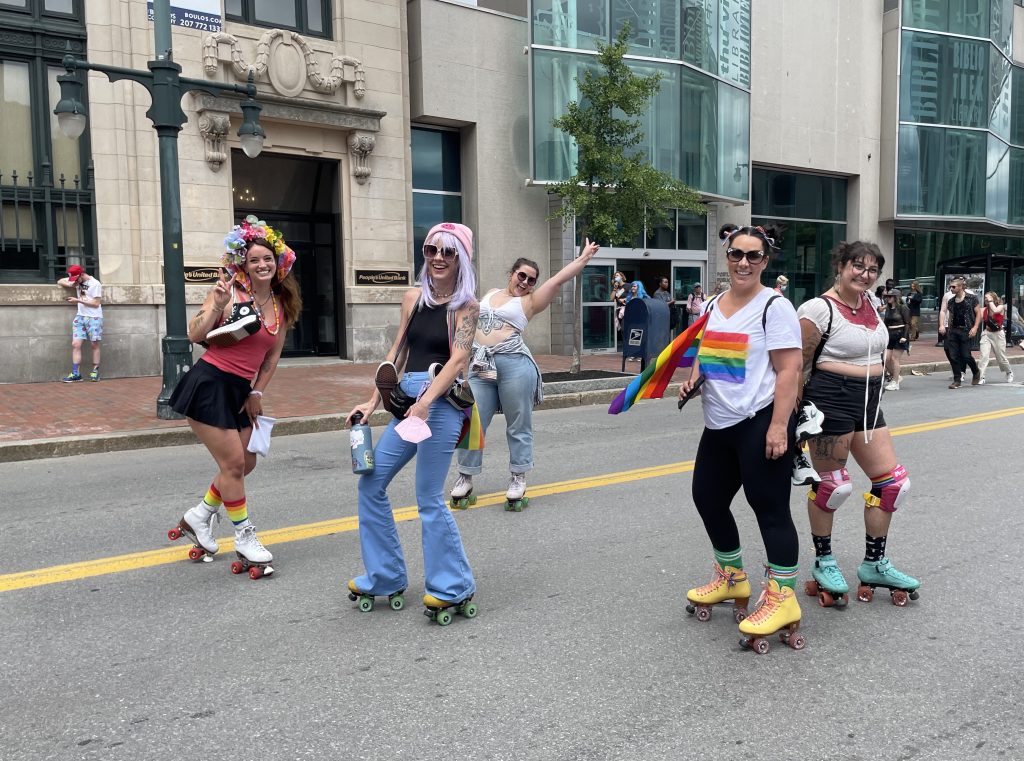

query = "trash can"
(621, 298), (670, 371)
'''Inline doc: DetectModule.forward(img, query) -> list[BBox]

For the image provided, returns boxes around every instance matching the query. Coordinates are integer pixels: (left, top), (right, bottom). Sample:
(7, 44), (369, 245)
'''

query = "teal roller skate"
(856, 557), (920, 607)
(347, 579), (406, 612)
(803, 554), (849, 608)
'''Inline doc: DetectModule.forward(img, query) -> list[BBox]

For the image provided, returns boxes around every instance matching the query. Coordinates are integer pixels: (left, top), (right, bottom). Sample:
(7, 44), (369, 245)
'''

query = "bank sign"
(147, 0), (222, 33)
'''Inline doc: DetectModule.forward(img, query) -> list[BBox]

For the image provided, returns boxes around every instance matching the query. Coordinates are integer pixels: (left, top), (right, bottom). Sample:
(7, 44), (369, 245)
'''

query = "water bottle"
(350, 412), (374, 474)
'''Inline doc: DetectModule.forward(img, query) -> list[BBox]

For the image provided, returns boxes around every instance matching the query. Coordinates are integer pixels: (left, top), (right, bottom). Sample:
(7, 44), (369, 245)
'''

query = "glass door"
(673, 264), (704, 334)
(582, 263), (616, 350)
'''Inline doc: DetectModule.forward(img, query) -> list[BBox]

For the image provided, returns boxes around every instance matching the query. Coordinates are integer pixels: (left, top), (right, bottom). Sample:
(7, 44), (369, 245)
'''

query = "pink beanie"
(426, 222), (473, 261)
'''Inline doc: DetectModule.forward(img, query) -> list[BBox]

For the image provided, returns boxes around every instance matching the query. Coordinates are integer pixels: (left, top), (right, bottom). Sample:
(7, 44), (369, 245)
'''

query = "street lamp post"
(54, 0), (266, 419)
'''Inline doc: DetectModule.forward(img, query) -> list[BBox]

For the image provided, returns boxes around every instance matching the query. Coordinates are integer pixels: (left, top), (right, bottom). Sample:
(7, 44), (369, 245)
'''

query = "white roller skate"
(795, 401), (824, 442)
(230, 524), (274, 580)
(167, 502), (220, 562)
(792, 450), (820, 486)
(449, 473), (476, 510)
(505, 472), (529, 512)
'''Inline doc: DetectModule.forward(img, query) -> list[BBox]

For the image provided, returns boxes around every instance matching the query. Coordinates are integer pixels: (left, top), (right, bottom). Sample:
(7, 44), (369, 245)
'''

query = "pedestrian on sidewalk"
(906, 280), (923, 341)
(652, 275), (678, 334)
(978, 291), (1014, 384)
(882, 289), (910, 390)
(57, 264), (103, 382)
(685, 282), (705, 328)
(167, 216), (301, 573)
(940, 276), (982, 389)
(345, 222), (479, 621)
(797, 241), (919, 609)
(449, 238), (601, 511)
(681, 224), (806, 649)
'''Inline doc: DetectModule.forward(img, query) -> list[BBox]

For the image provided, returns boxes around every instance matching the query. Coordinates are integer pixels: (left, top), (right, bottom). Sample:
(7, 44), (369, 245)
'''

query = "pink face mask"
(395, 416), (432, 443)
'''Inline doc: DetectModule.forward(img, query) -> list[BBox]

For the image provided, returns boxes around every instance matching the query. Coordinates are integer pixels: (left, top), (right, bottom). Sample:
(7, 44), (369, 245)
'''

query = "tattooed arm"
(407, 302), (480, 419)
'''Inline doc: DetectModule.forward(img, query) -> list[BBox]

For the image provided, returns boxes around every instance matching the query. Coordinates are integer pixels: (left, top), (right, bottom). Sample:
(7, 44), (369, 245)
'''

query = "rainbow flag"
(456, 403), (485, 450)
(608, 312), (710, 414)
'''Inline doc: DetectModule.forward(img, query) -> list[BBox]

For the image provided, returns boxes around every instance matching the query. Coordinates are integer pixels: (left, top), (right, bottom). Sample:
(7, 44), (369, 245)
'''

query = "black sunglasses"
(423, 244), (457, 259)
(515, 271), (538, 286)
(726, 247), (767, 264)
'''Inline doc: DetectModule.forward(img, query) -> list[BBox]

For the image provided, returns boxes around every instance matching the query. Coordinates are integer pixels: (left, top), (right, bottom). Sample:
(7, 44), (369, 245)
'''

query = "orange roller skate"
(738, 578), (805, 654)
(685, 564), (751, 623)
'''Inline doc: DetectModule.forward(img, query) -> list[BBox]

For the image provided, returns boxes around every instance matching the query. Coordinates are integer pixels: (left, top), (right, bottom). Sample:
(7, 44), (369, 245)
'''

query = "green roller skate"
(347, 579), (406, 612)
(423, 593), (478, 626)
(803, 554), (849, 608)
(856, 557), (920, 606)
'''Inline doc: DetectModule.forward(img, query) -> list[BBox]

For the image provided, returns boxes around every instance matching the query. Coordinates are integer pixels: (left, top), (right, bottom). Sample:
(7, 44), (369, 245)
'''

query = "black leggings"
(691, 404), (799, 567)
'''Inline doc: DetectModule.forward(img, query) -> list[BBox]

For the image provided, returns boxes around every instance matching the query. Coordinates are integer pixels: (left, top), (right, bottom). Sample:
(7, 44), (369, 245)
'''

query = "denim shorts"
(803, 369), (886, 436)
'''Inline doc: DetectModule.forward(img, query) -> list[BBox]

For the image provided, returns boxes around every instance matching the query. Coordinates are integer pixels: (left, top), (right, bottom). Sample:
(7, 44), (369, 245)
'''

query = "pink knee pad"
(866, 464), (910, 513)
(809, 468), (853, 512)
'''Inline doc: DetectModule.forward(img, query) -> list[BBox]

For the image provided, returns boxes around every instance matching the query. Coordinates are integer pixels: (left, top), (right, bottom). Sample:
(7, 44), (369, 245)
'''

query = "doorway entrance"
(231, 151), (342, 357)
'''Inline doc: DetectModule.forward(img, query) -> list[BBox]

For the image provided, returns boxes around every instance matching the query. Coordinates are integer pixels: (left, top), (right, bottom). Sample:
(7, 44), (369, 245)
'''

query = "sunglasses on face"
(515, 271), (538, 286)
(725, 247), (766, 264)
(423, 244), (457, 259)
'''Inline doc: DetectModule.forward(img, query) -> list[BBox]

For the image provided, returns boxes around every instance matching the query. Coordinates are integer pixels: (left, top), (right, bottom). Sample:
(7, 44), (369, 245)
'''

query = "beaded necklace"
(242, 279), (281, 335)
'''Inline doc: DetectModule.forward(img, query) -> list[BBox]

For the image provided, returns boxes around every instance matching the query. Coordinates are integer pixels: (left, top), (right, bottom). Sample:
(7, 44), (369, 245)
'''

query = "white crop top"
(797, 296), (888, 367)
(479, 289), (529, 332)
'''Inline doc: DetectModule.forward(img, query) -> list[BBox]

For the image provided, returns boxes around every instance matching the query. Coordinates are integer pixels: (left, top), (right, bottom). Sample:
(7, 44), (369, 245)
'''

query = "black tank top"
(405, 304), (450, 371)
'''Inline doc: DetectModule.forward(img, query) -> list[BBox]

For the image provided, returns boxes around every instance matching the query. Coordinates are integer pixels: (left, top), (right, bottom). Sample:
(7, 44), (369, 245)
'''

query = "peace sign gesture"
(211, 269), (232, 311)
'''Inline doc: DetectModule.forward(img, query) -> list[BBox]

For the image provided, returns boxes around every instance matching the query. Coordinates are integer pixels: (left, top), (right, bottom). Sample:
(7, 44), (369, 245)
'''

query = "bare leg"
(188, 418), (247, 503)
(71, 339), (83, 366)
(90, 341), (101, 368)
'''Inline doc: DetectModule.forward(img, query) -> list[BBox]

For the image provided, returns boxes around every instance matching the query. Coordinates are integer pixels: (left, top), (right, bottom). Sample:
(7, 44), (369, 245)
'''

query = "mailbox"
(621, 297), (670, 371)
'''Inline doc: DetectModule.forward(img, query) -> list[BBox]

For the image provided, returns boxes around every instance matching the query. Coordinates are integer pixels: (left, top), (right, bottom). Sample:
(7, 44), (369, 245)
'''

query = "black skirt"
(169, 359), (252, 430)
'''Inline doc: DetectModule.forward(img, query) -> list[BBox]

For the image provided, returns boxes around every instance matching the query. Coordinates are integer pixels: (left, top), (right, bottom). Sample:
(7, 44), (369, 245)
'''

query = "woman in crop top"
(796, 240), (919, 608)
(345, 222), (481, 617)
(168, 216), (302, 571)
(449, 238), (600, 509)
(680, 224), (806, 649)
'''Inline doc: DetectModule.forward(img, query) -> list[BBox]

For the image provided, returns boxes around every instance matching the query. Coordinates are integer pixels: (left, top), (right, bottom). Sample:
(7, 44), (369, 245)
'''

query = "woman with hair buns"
(167, 215), (302, 578)
(797, 241), (920, 609)
(344, 222), (481, 624)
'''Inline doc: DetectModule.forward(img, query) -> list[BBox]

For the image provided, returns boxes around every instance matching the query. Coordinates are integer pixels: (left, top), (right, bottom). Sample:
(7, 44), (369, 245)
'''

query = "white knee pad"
(809, 468), (853, 512)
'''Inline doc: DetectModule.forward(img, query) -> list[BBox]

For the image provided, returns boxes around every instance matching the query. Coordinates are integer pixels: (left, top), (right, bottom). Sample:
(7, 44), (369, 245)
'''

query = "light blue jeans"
(353, 371), (475, 602)
(456, 352), (538, 475)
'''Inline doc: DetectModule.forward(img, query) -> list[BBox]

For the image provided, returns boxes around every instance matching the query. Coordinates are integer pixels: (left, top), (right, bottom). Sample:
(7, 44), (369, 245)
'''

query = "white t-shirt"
(76, 277), (103, 318)
(697, 288), (801, 430)
(797, 296), (887, 367)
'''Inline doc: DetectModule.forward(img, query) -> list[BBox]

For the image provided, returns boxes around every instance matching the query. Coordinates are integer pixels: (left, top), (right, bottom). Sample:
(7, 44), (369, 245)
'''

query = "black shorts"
(803, 370), (886, 437)
(886, 330), (905, 350)
(169, 359), (252, 430)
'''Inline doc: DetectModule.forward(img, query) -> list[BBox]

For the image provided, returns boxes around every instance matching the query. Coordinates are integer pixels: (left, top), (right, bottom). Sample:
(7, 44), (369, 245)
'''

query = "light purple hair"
(418, 230), (477, 310)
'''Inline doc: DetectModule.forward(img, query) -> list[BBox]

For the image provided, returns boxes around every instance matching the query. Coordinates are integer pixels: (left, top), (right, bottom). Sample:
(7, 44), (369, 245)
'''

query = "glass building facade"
(530, 0), (751, 201)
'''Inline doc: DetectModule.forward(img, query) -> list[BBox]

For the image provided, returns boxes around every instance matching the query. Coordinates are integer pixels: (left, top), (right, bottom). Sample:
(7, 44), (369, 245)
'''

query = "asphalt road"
(2, 372), (1023, 761)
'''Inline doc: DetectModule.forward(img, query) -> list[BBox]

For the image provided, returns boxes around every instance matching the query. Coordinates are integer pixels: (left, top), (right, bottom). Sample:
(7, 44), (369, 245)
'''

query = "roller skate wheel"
(752, 638), (770, 655)
(857, 585), (873, 603)
(435, 609), (453, 626)
(389, 594), (405, 611)
(782, 631), (806, 650)
(230, 561), (244, 575)
(168, 527), (182, 541)
(891, 589), (909, 607)
(248, 566), (263, 580)
(695, 606), (712, 623)
(358, 596), (374, 612)
(187, 546), (205, 561)
(804, 580), (819, 597)
(732, 607), (747, 624)
(818, 590), (834, 608)
(461, 601), (478, 619)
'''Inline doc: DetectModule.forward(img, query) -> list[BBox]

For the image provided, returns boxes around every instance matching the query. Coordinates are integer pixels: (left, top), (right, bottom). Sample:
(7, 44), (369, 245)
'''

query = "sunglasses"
(423, 244), (458, 259)
(515, 271), (538, 286)
(726, 247), (767, 264)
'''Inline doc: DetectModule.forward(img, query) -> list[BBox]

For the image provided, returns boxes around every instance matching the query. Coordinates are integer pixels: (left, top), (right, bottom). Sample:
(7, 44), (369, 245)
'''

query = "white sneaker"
(451, 473), (473, 499)
(792, 450), (820, 486)
(977, 377), (986, 385)
(884, 381), (899, 391)
(183, 503), (220, 554)
(1008, 372), (1015, 383)
(234, 524), (272, 563)
(795, 401), (824, 442)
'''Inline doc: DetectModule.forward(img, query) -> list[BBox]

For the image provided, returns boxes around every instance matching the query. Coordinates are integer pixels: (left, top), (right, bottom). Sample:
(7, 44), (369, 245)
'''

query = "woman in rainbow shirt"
(680, 224), (805, 654)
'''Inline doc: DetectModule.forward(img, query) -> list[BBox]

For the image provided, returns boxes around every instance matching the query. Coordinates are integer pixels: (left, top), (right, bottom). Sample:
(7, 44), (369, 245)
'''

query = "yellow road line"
(3, 405), (1022, 593)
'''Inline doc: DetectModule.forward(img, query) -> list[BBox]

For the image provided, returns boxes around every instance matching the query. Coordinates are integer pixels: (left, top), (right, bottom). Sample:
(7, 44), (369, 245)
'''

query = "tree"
(548, 24), (706, 374)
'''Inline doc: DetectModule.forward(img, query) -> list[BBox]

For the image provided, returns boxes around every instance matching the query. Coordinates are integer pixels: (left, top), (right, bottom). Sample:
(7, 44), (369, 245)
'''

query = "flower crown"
(222, 215), (296, 281)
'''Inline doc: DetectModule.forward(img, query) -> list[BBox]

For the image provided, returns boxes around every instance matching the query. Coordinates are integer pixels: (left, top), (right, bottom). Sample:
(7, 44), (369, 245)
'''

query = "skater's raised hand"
(211, 269), (232, 311)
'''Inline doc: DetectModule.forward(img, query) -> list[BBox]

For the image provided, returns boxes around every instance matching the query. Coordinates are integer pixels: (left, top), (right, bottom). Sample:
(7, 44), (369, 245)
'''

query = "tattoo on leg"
(812, 435), (848, 467)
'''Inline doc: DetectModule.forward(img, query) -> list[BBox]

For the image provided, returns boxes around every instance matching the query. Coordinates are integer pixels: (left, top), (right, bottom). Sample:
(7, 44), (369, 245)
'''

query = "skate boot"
(685, 564), (751, 623)
(347, 579), (406, 612)
(856, 557), (920, 606)
(167, 502), (220, 562)
(505, 472), (529, 511)
(230, 524), (274, 579)
(423, 593), (478, 626)
(792, 449), (820, 486)
(795, 401), (824, 442)
(803, 554), (849, 608)
(738, 577), (805, 654)
(449, 473), (476, 510)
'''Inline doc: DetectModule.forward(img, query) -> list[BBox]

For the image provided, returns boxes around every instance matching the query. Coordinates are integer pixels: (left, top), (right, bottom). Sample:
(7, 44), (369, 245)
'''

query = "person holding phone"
(681, 224), (805, 653)
(166, 217), (301, 575)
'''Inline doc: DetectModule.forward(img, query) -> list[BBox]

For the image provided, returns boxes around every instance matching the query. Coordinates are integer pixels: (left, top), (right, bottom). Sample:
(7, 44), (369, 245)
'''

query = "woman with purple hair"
(344, 222), (480, 624)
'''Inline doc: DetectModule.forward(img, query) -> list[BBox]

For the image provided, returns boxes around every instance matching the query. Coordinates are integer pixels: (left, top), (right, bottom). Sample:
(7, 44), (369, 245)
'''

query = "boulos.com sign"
(355, 269), (410, 286)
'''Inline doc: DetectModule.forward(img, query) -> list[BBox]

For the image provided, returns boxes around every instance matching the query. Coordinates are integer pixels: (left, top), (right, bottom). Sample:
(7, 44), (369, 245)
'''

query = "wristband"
(248, 390), (263, 398)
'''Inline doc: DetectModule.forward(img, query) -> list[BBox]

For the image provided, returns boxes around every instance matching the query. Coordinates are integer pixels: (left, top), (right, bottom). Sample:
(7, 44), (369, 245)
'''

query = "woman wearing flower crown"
(167, 216), (302, 576)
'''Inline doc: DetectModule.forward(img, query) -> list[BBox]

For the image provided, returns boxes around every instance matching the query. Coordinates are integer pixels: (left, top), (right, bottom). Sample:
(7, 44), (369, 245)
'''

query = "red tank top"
(201, 287), (281, 380)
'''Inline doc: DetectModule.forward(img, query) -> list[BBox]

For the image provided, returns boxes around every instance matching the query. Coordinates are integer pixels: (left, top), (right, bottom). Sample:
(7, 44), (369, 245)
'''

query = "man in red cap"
(57, 264), (103, 382)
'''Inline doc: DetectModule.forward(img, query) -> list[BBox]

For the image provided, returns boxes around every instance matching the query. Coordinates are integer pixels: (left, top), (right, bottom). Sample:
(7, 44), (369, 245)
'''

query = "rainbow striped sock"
(202, 483), (223, 510)
(714, 547), (743, 571)
(767, 563), (799, 589)
(224, 497), (248, 525)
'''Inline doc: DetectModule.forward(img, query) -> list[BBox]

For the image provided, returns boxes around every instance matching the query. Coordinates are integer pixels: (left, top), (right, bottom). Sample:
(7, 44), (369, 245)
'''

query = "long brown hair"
(246, 238), (303, 328)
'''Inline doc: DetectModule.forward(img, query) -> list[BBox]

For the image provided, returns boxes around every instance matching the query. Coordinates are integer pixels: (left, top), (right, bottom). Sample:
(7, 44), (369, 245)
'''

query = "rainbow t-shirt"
(699, 331), (749, 383)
